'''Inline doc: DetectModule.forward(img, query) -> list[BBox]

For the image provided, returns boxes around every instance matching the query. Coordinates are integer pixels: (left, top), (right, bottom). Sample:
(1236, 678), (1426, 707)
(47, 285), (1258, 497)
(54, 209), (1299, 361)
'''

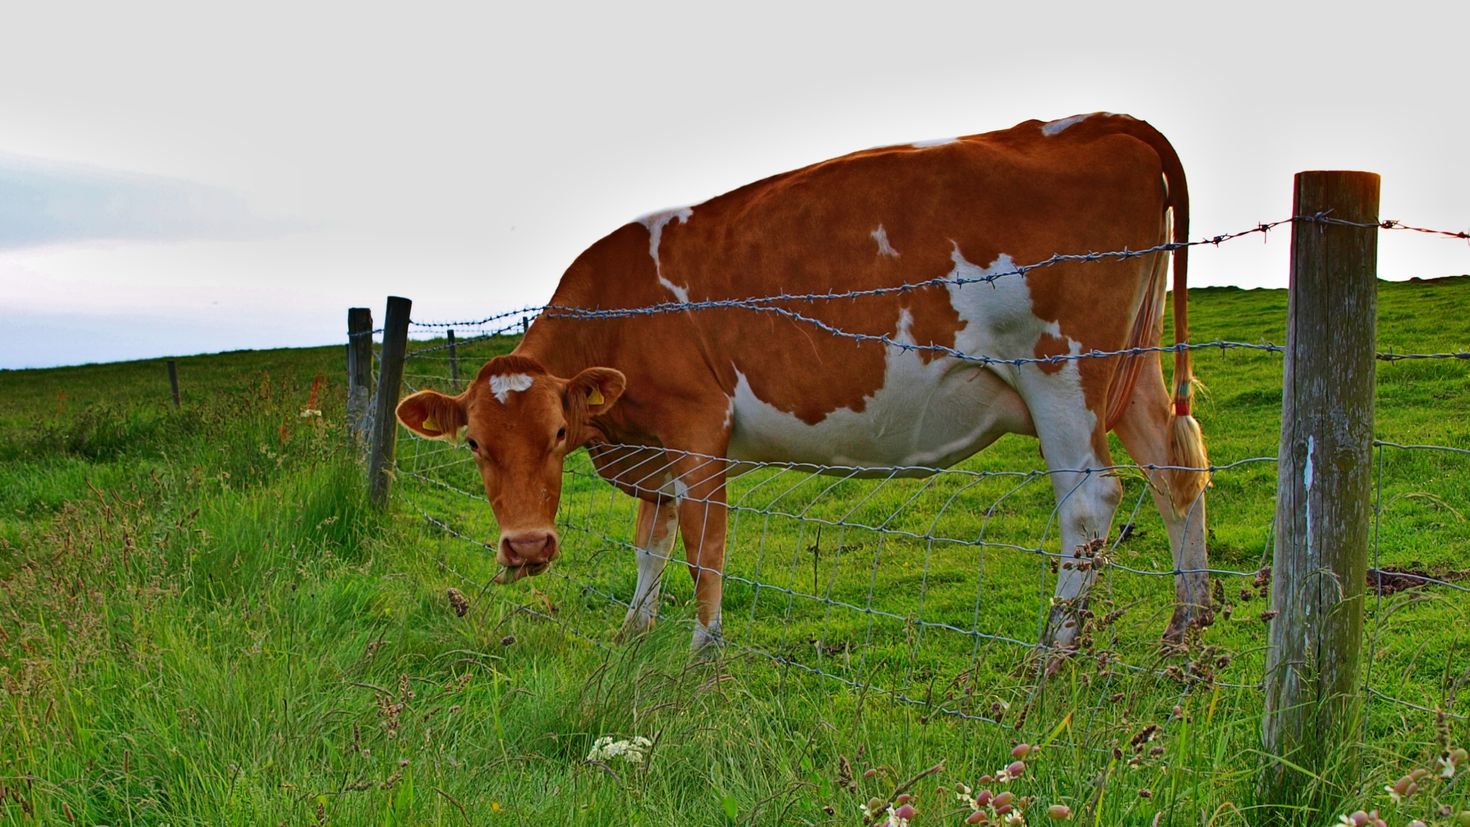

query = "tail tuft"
(1169, 410), (1209, 513)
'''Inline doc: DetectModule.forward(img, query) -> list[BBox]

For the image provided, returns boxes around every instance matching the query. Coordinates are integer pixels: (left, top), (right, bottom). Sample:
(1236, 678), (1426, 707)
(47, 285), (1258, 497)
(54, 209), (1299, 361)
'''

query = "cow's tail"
(1095, 118), (1209, 511)
(1139, 122), (1210, 512)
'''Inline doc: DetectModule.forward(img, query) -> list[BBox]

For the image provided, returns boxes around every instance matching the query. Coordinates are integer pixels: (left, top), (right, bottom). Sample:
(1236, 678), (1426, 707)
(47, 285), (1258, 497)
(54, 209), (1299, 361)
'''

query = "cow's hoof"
(1162, 605), (1215, 646)
(615, 615), (655, 643)
(1041, 605), (1082, 652)
(690, 622), (724, 660)
(1042, 645), (1076, 678)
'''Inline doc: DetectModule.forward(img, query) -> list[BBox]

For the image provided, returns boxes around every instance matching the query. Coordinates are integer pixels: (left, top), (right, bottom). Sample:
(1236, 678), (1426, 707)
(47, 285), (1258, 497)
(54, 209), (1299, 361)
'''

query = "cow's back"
(532, 114), (1177, 468)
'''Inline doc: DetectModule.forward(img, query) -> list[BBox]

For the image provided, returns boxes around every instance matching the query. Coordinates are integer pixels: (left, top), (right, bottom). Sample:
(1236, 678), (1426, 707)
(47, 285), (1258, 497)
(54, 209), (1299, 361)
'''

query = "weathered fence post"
(166, 360), (180, 407)
(521, 316), (530, 335)
(368, 296), (411, 508)
(447, 328), (459, 390)
(346, 307), (373, 449)
(1260, 171), (1379, 814)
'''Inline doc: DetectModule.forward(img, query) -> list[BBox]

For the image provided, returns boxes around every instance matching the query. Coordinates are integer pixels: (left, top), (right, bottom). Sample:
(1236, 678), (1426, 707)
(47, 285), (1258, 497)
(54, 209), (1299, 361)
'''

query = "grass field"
(3, 280), (1468, 825)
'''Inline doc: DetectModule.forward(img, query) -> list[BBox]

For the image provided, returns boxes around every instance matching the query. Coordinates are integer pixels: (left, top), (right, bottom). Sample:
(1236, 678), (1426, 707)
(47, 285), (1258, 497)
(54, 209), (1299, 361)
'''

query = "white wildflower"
(586, 735), (653, 765)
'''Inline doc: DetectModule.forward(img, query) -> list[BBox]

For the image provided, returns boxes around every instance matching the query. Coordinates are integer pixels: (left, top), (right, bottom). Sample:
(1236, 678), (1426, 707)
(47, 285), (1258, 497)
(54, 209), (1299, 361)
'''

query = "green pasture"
(2, 280), (1468, 825)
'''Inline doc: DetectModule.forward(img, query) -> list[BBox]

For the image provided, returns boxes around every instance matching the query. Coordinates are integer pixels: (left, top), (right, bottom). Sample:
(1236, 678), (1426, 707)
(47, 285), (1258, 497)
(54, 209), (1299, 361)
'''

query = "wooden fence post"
(346, 307), (373, 450)
(166, 360), (180, 408)
(1260, 171), (1380, 814)
(368, 296), (412, 508)
(447, 328), (459, 390)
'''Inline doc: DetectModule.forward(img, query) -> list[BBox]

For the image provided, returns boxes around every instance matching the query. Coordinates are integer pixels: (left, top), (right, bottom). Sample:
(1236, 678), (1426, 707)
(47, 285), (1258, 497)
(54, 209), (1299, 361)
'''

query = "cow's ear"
(566, 367), (626, 417)
(396, 390), (467, 441)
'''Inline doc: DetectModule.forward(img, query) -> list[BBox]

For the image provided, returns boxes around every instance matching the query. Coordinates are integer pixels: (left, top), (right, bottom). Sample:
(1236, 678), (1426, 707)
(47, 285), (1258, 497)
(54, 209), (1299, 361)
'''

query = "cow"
(396, 112), (1212, 655)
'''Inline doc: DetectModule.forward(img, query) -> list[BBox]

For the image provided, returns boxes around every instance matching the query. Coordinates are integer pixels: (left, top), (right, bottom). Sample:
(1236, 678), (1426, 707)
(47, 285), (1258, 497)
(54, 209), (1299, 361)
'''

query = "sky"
(2, 1), (1466, 369)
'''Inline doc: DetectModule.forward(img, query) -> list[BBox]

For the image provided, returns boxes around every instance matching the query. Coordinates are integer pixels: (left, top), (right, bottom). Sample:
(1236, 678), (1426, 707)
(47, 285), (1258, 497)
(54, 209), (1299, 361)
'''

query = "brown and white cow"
(397, 112), (1211, 654)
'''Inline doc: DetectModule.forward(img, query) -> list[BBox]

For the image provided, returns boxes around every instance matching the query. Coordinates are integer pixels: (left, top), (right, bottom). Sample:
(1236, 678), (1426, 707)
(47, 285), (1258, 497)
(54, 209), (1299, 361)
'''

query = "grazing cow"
(397, 112), (1211, 653)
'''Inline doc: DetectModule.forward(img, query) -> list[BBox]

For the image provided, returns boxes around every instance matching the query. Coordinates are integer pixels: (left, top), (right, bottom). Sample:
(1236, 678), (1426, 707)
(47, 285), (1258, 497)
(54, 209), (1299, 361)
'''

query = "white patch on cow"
(623, 503), (678, 636)
(488, 372), (533, 404)
(1042, 114), (1093, 136)
(657, 477), (689, 501)
(727, 305), (1030, 472)
(638, 207), (694, 303)
(871, 225), (900, 258)
(910, 137), (959, 148)
(944, 245), (1091, 437)
(944, 248), (1045, 376)
(1042, 111), (1136, 137)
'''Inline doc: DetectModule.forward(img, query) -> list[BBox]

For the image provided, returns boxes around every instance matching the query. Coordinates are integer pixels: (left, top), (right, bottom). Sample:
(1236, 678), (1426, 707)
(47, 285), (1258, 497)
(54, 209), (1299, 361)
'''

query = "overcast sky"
(2, 1), (1466, 369)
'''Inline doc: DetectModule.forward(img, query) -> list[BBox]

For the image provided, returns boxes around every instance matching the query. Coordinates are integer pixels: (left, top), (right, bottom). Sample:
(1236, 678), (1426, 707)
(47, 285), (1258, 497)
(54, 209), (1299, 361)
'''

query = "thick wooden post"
(447, 328), (459, 390)
(166, 360), (180, 408)
(368, 296), (411, 508)
(346, 307), (373, 449)
(1260, 171), (1379, 814)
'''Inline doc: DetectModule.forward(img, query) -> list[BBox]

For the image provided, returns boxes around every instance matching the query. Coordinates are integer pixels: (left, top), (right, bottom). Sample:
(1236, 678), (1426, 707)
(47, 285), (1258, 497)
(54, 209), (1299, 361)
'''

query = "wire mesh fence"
(362, 212), (1469, 749)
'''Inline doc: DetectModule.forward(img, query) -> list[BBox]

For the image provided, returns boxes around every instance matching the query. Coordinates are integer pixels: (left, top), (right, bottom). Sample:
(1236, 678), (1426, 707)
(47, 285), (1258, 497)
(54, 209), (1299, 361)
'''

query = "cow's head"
(396, 355), (626, 581)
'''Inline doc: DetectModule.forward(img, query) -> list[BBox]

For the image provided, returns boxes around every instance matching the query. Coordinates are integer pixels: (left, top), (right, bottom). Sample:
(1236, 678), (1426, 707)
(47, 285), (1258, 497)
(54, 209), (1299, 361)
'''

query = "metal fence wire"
(381, 213), (1469, 737)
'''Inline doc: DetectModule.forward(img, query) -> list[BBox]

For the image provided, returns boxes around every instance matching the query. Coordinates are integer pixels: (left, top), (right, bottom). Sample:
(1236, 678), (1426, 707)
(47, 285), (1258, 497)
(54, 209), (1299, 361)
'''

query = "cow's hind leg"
(618, 495), (679, 641)
(1016, 367), (1123, 652)
(666, 454), (730, 656)
(1113, 359), (1211, 644)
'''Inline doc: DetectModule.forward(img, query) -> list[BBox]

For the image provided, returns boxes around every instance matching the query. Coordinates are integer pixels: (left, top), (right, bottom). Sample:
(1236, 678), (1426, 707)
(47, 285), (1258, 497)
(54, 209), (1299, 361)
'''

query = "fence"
(347, 170), (1468, 814)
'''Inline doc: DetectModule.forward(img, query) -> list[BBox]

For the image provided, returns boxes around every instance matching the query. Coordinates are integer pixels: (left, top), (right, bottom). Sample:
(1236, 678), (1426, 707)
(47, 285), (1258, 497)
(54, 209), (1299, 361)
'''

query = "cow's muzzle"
(494, 529), (558, 583)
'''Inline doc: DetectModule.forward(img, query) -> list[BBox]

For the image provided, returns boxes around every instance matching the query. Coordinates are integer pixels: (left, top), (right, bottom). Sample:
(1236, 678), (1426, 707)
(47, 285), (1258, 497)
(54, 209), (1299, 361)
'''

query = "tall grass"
(2, 281), (1468, 824)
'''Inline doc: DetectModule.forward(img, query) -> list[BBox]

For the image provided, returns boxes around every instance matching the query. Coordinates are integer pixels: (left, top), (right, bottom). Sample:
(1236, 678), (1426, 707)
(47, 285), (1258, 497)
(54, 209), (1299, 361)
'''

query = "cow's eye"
(556, 426), (567, 443)
(466, 437), (479, 452)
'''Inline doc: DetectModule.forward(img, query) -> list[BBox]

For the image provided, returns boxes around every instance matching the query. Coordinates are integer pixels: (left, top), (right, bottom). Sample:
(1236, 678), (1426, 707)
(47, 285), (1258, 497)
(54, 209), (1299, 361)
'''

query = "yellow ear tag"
(587, 387), (605, 407)
(422, 415), (441, 432)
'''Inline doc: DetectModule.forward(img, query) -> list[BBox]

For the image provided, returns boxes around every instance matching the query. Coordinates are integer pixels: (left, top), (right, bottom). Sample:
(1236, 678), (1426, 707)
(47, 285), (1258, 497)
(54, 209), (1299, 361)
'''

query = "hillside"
(2, 279), (1467, 825)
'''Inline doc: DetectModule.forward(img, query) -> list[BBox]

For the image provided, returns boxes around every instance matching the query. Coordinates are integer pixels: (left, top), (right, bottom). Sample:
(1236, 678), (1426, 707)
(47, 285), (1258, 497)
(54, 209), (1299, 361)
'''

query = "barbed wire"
(381, 211), (1469, 731)
(408, 306), (543, 331)
(399, 212), (1468, 337)
(1377, 351), (1470, 363)
(1307, 213), (1470, 241)
(391, 212), (1467, 367)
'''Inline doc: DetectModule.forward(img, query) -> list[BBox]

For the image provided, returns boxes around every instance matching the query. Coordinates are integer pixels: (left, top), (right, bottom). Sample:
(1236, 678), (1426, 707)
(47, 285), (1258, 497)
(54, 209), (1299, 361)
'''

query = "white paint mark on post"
(1304, 434), (1315, 557)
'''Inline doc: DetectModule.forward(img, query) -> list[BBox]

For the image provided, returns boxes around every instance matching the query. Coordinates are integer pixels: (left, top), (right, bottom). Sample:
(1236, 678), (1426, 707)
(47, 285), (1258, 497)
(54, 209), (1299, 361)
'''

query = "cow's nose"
(499, 530), (558, 566)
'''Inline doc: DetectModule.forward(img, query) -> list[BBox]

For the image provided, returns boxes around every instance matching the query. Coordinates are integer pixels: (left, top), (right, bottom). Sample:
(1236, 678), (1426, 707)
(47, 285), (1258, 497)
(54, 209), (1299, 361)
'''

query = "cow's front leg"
(618, 495), (679, 640)
(675, 463), (729, 656)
